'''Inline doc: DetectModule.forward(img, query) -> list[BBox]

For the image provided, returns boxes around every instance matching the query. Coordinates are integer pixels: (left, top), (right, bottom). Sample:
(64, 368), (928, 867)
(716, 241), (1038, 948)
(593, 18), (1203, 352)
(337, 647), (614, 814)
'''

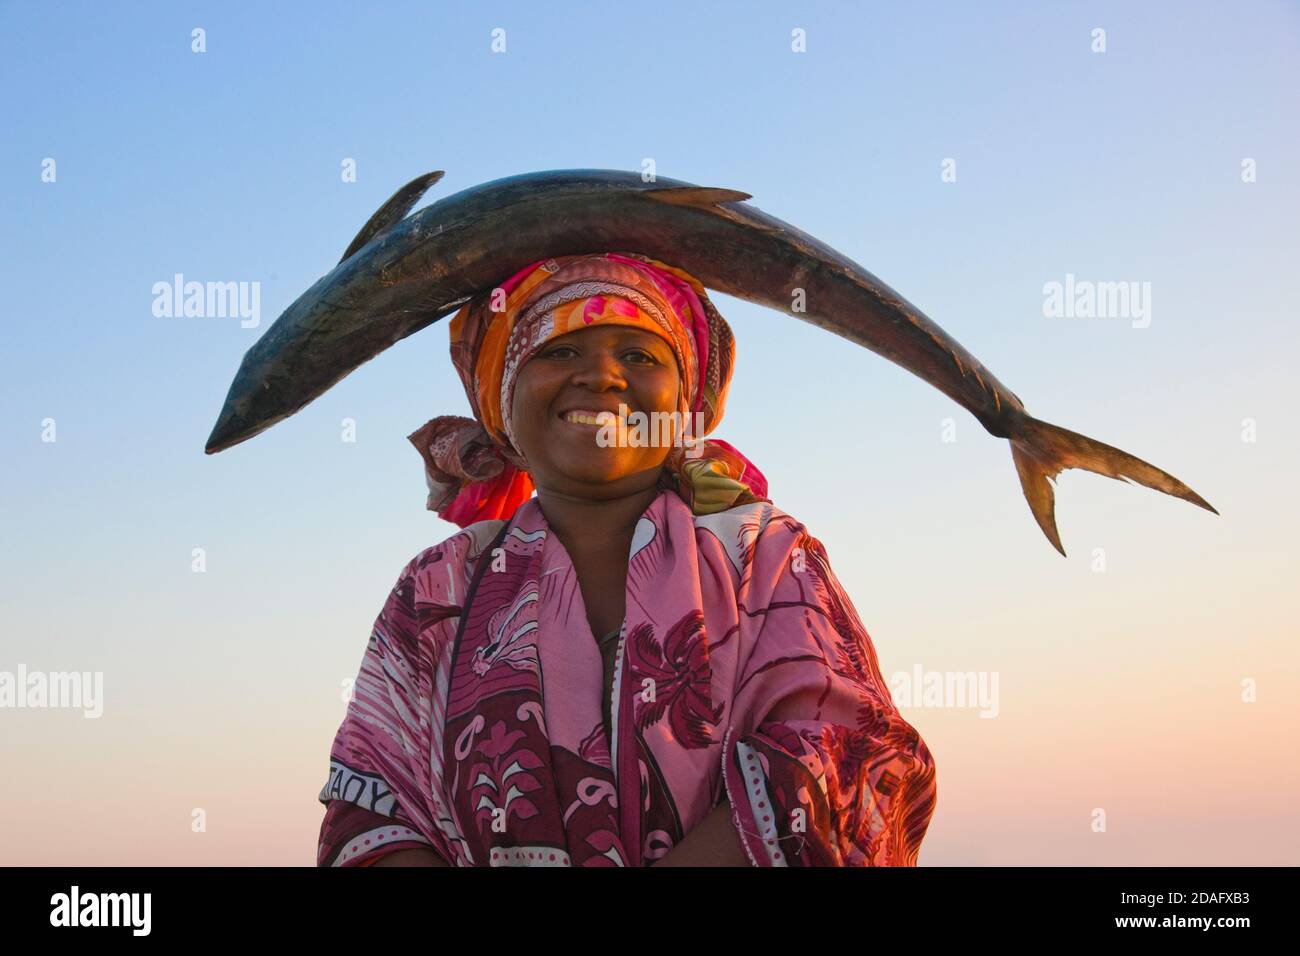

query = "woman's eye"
(543, 346), (656, 364)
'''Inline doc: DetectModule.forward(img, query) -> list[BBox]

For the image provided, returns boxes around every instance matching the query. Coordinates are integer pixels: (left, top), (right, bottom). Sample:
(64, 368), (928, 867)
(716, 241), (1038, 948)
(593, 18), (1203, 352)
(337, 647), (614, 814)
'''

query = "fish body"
(206, 169), (1216, 554)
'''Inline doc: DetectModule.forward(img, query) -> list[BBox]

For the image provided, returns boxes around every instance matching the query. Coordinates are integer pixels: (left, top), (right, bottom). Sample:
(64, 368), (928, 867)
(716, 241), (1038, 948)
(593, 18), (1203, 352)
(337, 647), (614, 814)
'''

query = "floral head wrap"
(408, 251), (768, 527)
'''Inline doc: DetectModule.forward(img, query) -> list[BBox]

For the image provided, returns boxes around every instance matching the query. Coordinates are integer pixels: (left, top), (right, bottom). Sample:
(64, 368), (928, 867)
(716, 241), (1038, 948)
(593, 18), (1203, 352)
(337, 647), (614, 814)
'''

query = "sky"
(1, 0), (1297, 865)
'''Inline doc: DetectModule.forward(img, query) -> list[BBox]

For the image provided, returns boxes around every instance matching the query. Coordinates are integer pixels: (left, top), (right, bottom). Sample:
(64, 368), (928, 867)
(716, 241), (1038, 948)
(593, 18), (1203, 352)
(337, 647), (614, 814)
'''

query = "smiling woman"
(316, 252), (938, 867)
(513, 323), (682, 496)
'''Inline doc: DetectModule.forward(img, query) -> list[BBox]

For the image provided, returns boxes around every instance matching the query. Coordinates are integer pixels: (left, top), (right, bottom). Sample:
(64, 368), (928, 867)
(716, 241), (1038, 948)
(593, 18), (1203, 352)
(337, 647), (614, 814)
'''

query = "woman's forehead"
(550, 324), (670, 348)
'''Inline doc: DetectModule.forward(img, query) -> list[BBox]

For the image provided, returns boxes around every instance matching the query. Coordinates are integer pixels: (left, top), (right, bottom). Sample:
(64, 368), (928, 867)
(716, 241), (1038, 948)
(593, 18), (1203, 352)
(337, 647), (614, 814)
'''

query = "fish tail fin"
(1008, 414), (1218, 556)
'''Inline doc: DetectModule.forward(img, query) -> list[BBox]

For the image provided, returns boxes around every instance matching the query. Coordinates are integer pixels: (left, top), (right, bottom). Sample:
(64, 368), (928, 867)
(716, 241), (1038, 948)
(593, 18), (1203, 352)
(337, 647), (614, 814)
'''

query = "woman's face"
(510, 323), (682, 497)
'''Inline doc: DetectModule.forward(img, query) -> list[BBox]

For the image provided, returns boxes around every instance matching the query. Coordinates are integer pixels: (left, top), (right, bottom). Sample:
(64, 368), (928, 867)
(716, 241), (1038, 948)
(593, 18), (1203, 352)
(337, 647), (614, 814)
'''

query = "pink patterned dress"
(317, 487), (937, 866)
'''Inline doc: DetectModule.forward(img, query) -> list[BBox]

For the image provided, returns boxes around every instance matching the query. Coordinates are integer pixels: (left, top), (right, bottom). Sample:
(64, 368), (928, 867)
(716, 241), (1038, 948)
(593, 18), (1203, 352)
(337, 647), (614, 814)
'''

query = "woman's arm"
(317, 543), (468, 867)
(650, 801), (751, 867)
(369, 808), (745, 866)
(369, 847), (451, 867)
(372, 804), (749, 866)
(719, 519), (938, 866)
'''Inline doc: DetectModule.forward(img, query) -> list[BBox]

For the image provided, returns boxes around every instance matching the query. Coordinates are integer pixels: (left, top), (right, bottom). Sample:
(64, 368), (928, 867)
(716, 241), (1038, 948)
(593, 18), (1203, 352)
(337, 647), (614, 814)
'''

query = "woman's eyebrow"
(618, 331), (671, 352)
(553, 329), (671, 355)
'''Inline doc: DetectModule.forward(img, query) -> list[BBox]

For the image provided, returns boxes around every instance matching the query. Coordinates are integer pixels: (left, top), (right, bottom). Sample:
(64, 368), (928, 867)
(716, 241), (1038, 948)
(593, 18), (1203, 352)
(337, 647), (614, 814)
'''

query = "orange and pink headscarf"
(408, 252), (768, 527)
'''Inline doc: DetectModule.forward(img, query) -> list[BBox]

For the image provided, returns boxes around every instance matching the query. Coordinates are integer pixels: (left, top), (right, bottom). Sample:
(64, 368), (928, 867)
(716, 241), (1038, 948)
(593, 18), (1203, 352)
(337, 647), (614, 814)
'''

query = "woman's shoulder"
(689, 496), (812, 576)
(691, 496), (802, 533)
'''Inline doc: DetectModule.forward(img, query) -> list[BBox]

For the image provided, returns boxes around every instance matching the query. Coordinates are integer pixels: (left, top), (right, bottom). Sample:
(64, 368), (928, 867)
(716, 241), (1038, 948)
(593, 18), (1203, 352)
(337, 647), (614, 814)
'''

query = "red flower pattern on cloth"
(628, 611), (725, 748)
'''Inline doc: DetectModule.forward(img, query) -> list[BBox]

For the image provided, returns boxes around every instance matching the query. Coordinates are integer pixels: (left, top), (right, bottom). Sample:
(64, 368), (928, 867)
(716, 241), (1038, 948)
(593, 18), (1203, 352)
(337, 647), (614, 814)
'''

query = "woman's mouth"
(559, 409), (629, 429)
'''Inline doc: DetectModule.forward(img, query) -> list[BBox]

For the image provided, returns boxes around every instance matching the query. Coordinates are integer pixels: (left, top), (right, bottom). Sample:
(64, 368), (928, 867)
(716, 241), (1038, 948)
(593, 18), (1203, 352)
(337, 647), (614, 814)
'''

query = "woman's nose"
(570, 349), (627, 388)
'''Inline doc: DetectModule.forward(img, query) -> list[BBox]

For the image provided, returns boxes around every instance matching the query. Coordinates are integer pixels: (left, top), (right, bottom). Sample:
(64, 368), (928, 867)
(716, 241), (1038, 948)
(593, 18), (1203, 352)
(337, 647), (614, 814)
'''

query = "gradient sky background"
(2, 0), (1297, 865)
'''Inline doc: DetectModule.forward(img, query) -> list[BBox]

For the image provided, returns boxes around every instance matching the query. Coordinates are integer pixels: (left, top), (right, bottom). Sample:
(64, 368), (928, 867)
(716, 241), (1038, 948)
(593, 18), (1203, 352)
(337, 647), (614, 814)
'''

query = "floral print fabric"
(317, 487), (937, 866)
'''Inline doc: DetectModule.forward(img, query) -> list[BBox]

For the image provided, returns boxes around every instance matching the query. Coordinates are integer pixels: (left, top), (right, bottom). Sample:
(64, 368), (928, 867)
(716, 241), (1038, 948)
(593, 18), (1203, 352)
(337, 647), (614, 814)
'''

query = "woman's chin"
(549, 456), (664, 492)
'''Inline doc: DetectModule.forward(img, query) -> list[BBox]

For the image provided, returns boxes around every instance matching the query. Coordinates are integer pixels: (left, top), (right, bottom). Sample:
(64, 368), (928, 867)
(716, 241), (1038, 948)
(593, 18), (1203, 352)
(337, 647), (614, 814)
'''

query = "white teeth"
(563, 410), (624, 426)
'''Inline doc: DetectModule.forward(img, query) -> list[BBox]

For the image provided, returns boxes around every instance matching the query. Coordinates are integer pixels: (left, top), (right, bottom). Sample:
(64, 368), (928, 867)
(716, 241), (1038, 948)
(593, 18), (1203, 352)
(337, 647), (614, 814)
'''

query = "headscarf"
(407, 251), (768, 527)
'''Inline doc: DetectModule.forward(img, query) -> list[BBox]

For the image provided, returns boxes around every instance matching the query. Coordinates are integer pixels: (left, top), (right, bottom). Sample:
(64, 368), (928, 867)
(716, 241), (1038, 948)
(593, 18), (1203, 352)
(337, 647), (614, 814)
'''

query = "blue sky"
(2, 1), (1297, 864)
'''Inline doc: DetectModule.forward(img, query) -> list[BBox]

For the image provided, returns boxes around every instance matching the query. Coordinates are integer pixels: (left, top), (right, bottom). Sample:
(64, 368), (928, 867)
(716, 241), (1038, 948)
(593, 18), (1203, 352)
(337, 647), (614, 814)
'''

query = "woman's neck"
(533, 477), (663, 557)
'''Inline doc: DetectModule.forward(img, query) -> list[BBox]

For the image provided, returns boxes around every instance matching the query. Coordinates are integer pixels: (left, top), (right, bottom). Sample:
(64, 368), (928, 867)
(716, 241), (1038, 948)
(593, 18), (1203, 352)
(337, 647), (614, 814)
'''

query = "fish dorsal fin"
(339, 170), (445, 264)
(644, 185), (752, 207)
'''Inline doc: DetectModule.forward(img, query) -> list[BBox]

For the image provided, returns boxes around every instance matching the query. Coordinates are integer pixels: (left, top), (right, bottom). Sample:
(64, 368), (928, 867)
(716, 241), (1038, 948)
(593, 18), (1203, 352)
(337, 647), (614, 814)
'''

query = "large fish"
(205, 168), (1216, 554)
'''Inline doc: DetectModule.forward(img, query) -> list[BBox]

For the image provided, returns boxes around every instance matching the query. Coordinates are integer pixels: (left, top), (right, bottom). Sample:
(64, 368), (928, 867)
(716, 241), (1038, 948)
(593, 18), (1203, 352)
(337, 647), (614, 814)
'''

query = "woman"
(317, 251), (937, 866)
